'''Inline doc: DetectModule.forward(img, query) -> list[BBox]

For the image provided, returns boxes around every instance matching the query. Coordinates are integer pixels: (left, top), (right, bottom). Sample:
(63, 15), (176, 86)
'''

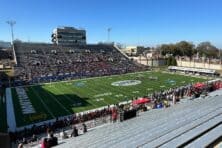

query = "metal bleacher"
(55, 90), (222, 148)
(185, 124), (222, 148)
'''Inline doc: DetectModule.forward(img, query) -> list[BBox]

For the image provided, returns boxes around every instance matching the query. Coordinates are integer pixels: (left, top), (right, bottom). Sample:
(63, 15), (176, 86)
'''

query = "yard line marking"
(89, 80), (122, 103)
(58, 82), (100, 108)
(30, 87), (55, 118)
(75, 80), (112, 106)
(51, 84), (75, 104)
(42, 87), (72, 115)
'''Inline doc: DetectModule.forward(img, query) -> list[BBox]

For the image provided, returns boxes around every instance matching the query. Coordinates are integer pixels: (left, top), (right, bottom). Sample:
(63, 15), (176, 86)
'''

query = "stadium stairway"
(113, 45), (129, 60)
(55, 89), (222, 148)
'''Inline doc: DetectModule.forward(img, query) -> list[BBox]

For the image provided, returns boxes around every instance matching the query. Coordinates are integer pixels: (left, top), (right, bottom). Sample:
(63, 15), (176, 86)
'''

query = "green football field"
(10, 71), (206, 127)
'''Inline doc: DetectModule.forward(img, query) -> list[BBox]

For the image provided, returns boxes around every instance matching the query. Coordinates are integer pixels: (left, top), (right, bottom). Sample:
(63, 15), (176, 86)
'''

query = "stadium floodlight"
(107, 28), (112, 42)
(6, 20), (16, 44)
(6, 20), (17, 65)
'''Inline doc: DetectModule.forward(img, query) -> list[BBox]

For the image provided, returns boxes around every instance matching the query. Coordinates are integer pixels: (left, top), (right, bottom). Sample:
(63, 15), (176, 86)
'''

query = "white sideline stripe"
(6, 88), (16, 132)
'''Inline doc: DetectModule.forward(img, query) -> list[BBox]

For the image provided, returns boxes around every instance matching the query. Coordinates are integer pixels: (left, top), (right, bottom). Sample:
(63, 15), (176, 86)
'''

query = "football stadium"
(8, 71), (205, 127)
(1, 1), (222, 148)
(1, 39), (222, 148)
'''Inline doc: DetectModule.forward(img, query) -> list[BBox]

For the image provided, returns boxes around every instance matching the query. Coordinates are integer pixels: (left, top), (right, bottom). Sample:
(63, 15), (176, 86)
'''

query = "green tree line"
(157, 41), (220, 58)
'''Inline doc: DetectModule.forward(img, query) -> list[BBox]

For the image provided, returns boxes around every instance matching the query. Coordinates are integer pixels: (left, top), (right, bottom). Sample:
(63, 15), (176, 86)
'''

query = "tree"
(196, 42), (219, 58)
(159, 42), (194, 57)
(159, 41), (218, 58)
(167, 57), (172, 66)
(171, 57), (177, 66)
(169, 44), (180, 56)
(167, 56), (177, 66)
(176, 41), (195, 57)
(160, 44), (171, 56)
(136, 46), (150, 56)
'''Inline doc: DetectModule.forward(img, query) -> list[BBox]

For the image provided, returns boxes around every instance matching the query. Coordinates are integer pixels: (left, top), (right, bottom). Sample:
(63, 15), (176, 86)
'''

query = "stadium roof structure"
(56, 89), (222, 148)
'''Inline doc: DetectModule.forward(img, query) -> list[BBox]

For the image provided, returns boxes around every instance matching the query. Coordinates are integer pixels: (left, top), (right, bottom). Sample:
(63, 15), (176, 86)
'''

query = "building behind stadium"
(51, 26), (86, 46)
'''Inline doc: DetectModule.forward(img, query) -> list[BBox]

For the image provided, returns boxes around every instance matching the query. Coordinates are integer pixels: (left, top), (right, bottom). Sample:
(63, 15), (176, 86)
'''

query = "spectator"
(111, 109), (117, 122)
(30, 134), (37, 142)
(22, 137), (27, 144)
(82, 123), (87, 133)
(17, 143), (23, 148)
(47, 133), (58, 147)
(71, 126), (78, 137)
(60, 129), (68, 139)
(41, 138), (49, 148)
(46, 128), (53, 138)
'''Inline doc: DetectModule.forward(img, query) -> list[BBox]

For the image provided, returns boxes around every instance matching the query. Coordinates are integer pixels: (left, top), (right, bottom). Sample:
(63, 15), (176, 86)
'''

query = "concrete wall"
(177, 60), (222, 70)
(133, 57), (166, 66)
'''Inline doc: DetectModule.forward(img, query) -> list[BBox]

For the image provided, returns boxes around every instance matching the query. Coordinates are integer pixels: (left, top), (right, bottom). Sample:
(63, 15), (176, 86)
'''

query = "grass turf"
(10, 71), (206, 127)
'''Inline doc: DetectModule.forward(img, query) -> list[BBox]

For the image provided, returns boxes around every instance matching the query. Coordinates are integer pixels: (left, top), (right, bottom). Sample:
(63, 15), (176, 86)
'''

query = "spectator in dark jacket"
(47, 133), (58, 147)
(71, 126), (78, 137)
(82, 123), (87, 133)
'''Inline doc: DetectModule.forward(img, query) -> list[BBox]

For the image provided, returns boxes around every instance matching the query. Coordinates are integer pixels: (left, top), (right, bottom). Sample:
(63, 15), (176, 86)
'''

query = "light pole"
(6, 20), (17, 65)
(6, 20), (16, 44)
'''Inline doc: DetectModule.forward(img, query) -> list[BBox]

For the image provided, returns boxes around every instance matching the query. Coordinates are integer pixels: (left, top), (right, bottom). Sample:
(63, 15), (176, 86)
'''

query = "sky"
(0, 0), (222, 47)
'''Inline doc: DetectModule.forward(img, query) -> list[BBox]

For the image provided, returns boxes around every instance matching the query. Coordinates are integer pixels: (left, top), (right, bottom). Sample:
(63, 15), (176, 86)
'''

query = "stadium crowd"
(150, 80), (222, 108)
(13, 43), (145, 85)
